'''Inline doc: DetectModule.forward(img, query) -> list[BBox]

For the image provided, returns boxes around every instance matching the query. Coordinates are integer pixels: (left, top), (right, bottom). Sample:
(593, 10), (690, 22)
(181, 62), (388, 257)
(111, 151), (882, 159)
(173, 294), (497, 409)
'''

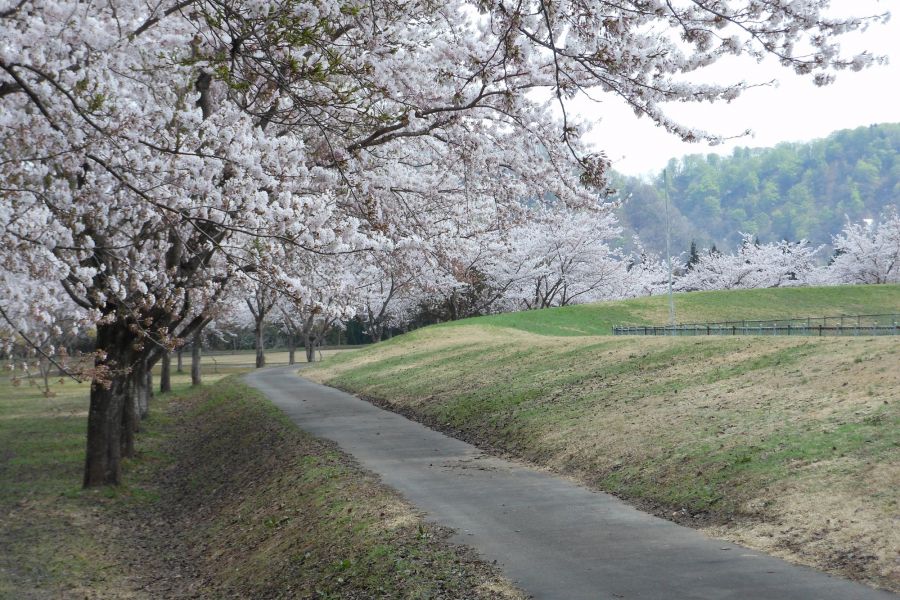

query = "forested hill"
(614, 123), (900, 255)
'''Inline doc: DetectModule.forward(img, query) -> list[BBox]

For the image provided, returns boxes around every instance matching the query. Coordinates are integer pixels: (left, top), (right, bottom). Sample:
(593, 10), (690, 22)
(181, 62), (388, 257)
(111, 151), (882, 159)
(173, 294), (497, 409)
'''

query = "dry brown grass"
(310, 326), (900, 592)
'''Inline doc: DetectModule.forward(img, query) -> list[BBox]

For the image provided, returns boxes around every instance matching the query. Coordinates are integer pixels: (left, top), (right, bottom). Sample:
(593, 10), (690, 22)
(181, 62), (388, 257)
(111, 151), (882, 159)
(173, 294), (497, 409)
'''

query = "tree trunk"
(133, 358), (150, 422)
(84, 319), (134, 487)
(305, 336), (316, 362)
(288, 332), (296, 365)
(121, 373), (137, 460)
(255, 320), (265, 368)
(145, 364), (153, 416)
(176, 348), (184, 373)
(160, 352), (171, 393)
(448, 293), (459, 321)
(191, 333), (202, 386)
(40, 360), (51, 395)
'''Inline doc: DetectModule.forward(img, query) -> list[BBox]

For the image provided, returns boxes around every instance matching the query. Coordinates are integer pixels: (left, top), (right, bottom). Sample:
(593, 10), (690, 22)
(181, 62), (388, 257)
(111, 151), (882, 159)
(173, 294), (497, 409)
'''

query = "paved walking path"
(245, 367), (896, 600)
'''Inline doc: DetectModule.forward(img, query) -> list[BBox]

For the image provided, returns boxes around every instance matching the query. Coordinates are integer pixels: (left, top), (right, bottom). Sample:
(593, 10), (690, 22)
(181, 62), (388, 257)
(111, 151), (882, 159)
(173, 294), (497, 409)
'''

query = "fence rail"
(612, 314), (900, 337)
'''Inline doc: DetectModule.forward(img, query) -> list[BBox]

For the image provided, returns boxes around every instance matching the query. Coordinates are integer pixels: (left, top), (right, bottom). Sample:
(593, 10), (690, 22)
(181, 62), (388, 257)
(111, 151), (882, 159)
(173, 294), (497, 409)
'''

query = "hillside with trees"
(615, 123), (900, 254)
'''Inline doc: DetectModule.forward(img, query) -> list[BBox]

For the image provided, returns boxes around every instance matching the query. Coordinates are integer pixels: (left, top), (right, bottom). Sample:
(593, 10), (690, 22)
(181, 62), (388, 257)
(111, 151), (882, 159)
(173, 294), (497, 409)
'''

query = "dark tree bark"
(302, 315), (336, 363)
(84, 319), (135, 487)
(363, 276), (399, 344)
(280, 308), (301, 366)
(191, 331), (202, 386)
(287, 332), (296, 365)
(132, 358), (150, 422)
(448, 291), (459, 321)
(121, 373), (137, 459)
(121, 357), (149, 460)
(145, 363), (153, 414)
(176, 347), (183, 373)
(247, 290), (276, 369)
(160, 352), (171, 393)
(255, 324), (265, 368)
(305, 335), (316, 362)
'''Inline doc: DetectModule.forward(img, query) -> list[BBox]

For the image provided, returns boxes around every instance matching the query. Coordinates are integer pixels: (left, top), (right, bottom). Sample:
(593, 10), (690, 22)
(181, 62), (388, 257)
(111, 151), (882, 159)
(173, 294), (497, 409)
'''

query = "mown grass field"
(308, 284), (900, 592)
(0, 366), (519, 598)
(438, 284), (900, 336)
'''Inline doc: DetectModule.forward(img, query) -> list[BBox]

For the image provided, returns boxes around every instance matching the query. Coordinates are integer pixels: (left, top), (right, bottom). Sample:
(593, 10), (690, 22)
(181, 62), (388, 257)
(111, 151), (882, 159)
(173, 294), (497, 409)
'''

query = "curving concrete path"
(245, 366), (897, 600)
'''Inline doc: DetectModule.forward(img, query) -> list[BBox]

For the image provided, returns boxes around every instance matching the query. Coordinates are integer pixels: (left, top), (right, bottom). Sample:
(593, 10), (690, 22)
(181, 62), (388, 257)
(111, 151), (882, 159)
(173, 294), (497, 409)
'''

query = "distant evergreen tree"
(687, 240), (701, 269)
(342, 317), (371, 345)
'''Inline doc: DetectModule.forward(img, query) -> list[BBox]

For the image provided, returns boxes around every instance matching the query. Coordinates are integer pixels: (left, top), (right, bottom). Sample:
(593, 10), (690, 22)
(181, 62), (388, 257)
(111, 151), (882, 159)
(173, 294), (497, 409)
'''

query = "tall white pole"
(663, 168), (676, 331)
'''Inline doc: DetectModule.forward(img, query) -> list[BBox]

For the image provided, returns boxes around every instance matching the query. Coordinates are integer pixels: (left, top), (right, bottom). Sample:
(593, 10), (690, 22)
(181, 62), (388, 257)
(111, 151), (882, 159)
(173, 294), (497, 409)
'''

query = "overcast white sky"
(578, 1), (899, 178)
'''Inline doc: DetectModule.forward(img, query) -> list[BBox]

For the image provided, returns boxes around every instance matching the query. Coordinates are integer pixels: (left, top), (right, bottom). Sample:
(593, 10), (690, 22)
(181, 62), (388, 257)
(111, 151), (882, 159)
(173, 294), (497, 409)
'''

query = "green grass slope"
(432, 284), (900, 336)
(310, 284), (900, 592)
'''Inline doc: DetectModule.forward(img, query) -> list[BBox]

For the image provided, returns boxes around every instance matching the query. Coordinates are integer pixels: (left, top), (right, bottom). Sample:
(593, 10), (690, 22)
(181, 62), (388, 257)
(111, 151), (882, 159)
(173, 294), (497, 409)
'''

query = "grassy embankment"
(308, 284), (900, 592)
(0, 367), (521, 598)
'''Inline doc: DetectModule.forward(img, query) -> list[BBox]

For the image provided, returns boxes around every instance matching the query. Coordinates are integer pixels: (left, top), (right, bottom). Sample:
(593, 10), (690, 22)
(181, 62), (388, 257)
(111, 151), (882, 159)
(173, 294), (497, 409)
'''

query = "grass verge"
(308, 287), (900, 593)
(0, 372), (521, 599)
(434, 284), (900, 336)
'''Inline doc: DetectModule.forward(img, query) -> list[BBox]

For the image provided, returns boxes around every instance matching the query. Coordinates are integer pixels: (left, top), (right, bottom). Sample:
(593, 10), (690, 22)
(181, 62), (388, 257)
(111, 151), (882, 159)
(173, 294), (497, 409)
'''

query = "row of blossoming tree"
(1, 0), (888, 485)
(213, 208), (899, 365)
(6, 207), (897, 382)
(344, 209), (900, 334)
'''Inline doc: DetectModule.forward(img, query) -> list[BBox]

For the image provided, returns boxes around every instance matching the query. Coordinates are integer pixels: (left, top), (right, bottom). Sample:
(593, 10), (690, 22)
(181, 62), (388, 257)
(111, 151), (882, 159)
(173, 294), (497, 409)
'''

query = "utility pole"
(663, 168), (676, 332)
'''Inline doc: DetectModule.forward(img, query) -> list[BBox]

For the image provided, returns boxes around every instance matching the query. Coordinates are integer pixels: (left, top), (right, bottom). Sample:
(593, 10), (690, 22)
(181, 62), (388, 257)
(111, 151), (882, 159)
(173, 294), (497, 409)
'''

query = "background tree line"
(616, 123), (900, 254)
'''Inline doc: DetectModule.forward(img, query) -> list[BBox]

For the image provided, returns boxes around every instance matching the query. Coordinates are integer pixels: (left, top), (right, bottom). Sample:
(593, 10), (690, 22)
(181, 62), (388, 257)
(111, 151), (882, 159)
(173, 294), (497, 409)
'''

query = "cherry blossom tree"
(819, 212), (900, 285)
(355, 244), (435, 343)
(279, 252), (360, 362)
(0, 273), (90, 395)
(676, 235), (821, 291)
(1, 0), (885, 486)
(274, 300), (302, 365)
(496, 209), (625, 309)
(245, 283), (278, 369)
(623, 242), (671, 299)
(416, 234), (509, 321)
(1, 1), (362, 486)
